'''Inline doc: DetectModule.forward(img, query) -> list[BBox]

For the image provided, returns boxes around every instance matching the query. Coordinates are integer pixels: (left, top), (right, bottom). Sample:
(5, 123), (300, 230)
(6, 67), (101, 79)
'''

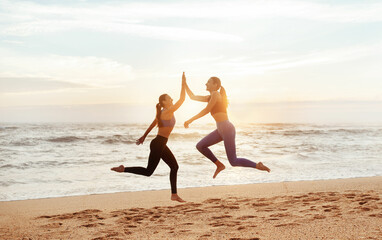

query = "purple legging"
(196, 120), (257, 168)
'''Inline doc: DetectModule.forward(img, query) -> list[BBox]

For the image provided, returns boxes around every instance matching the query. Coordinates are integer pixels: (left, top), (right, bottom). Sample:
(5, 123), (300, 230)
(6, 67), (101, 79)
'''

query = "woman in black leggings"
(111, 73), (186, 202)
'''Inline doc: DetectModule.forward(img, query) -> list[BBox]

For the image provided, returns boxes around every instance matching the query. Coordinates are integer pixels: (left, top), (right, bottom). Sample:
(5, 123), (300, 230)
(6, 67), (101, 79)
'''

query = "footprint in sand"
(123, 228), (132, 235)
(237, 215), (256, 220)
(344, 193), (356, 199)
(37, 209), (103, 221)
(203, 198), (222, 204)
(275, 222), (300, 227)
(81, 222), (104, 228)
(182, 222), (194, 225)
(183, 208), (205, 214)
(269, 213), (291, 218)
(229, 238), (260, 240)
(210, 215), (232, 220)
(209, 222), (226, 227)
(227, 205), (240, 209)
(149, 215), (162, 221)
(200, 233), (212, 238)
(41, 222), (63, 228)
(126, 224), (137, 228)
(322, 205), (339, 212)
(312, 214), (326, 220)
(252, 202), (270, 207)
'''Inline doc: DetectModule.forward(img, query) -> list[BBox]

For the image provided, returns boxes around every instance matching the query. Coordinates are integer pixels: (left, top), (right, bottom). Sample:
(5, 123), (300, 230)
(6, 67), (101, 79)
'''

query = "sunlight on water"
(0, 123), (381, 201)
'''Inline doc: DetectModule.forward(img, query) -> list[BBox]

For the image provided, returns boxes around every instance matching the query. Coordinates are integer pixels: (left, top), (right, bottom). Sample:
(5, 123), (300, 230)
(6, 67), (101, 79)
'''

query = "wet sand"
(1, 176), (381, 239)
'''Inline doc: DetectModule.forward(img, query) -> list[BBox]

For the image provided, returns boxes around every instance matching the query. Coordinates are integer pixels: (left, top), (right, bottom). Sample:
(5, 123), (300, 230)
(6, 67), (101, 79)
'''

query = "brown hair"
(210, 77), (228, 108)
(156, 94), (168, 127)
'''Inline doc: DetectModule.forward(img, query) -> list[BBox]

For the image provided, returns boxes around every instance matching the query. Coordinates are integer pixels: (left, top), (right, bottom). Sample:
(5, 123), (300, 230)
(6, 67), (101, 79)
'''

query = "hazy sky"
(0, 0), (381, 123)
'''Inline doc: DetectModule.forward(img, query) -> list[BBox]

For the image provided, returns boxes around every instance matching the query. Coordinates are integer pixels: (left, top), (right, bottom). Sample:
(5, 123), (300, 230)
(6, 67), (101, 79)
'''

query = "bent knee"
(145, 170), (155, 177)
(172, 164), (179, 172)
(229, 159), (240, 167)
(196, 142), (204, 151)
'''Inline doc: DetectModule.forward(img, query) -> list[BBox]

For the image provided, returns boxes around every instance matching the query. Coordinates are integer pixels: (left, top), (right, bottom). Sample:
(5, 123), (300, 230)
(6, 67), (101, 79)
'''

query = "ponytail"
(210, 76), (228, 108)
(156, 103), (162, 127)
(220, 86), (228, 108)
(156, 94), (168, 127)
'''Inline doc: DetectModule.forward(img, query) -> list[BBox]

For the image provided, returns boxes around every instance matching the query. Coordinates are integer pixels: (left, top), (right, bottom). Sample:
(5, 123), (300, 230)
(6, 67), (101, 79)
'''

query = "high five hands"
(182, 72), (193, 128)
(182, 72), (186, 86)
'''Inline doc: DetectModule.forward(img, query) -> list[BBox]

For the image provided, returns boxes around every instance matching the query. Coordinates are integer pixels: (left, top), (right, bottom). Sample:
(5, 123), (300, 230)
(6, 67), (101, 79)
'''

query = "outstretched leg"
(161, 146), (185, 202)
(196, 129), (225, 178)
(123, 150), (161, 176)
(112, 136), (165, 176)
(219, 121), (270, 172)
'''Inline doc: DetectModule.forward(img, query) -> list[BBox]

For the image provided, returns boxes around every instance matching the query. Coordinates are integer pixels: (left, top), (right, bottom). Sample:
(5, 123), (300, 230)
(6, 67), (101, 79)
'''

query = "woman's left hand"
(136, 136), (145, 145)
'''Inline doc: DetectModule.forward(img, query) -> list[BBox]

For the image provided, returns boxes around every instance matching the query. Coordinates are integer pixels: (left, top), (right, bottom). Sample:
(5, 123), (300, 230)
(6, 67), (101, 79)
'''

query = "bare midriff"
(212, 112), (229, 123)
(157, 127), (173, 139)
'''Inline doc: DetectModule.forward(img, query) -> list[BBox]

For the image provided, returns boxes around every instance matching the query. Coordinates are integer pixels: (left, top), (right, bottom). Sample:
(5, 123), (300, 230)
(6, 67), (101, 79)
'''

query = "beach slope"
(1, 177), (381, 239)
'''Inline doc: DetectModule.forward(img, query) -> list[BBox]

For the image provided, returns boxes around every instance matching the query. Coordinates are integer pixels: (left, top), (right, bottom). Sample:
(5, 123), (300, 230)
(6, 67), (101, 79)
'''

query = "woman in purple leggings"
(184, 76), (270, 178)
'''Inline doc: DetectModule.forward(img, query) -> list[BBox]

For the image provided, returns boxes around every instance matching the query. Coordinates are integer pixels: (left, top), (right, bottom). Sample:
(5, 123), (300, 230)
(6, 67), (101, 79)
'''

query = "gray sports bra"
(161, 110), (176, 128)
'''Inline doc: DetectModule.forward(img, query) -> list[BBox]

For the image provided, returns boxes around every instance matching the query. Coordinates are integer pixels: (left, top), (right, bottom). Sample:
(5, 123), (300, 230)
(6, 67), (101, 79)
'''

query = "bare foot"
(111, 165), (124, 173)
(256, 162), (270, 172)
(213, 160), (226, 179)
(171, 194), (186, 202)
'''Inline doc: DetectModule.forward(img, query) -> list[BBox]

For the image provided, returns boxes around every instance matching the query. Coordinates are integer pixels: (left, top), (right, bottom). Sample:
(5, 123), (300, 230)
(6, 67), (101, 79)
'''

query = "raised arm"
(184, 80), (210, 102)
(136, 118), (158, 145)
(166, 72), (186, 113)
(184, 91), (219, 128)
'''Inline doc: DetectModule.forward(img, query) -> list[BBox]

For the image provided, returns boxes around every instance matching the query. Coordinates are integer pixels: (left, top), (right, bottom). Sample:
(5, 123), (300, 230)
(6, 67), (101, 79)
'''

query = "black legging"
(124, 135), (179, 194)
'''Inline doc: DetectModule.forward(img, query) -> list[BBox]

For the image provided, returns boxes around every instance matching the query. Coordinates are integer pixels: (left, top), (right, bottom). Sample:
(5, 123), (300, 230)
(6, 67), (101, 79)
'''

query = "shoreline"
(1, 176), (381, 239)
(2, 175), (380, 203)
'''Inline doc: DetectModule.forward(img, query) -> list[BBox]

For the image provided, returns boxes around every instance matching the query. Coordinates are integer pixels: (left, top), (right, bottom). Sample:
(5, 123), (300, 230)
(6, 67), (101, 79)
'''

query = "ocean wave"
(282, 153), (311, 161)
(0, 179), (24, 187)
(10, 140), (38, 146)
(152, 173), (168, 177)
(2, 126), (19, 130)
(266, 128), (375, 136)
(47, 136), (85, 143)
(15, 160), (73, 169)
(170, 132), (205, 139)
(181, 159), (208, 165)
(0, 164), (14, 169)
(282, 130), (325, 136)
(102, 135), (135, 144)
(329, 128), (374, 134)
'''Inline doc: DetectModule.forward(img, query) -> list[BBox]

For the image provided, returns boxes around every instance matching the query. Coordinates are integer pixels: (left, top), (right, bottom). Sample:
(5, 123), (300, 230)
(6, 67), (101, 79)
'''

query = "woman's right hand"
(136, 136), (145, 145)
(184, 119), (192, 128)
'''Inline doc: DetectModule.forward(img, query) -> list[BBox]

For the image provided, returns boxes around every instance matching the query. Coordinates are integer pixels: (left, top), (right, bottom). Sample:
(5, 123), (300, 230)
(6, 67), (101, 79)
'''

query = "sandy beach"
(1, 176), (381, 240)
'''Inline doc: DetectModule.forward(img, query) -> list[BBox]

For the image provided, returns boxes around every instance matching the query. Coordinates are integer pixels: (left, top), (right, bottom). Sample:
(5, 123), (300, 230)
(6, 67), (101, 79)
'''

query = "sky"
(0, 0), (381, 123)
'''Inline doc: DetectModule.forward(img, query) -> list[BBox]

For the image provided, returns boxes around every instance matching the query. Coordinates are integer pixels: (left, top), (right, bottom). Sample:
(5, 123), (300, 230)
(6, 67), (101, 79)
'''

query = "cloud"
(1, 40), (24, 45)
(2, 0), (381, 40)
(176, 41), (382, 75)
(0, 50), (133, 91)
(0, 77), (93, 94)
(0, 0), (243, 41)
(1, 19), (243, 41)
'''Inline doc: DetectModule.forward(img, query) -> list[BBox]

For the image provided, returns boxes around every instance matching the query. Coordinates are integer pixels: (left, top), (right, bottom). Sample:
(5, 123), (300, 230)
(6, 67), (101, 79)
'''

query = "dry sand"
(1, 176), (381, 240)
